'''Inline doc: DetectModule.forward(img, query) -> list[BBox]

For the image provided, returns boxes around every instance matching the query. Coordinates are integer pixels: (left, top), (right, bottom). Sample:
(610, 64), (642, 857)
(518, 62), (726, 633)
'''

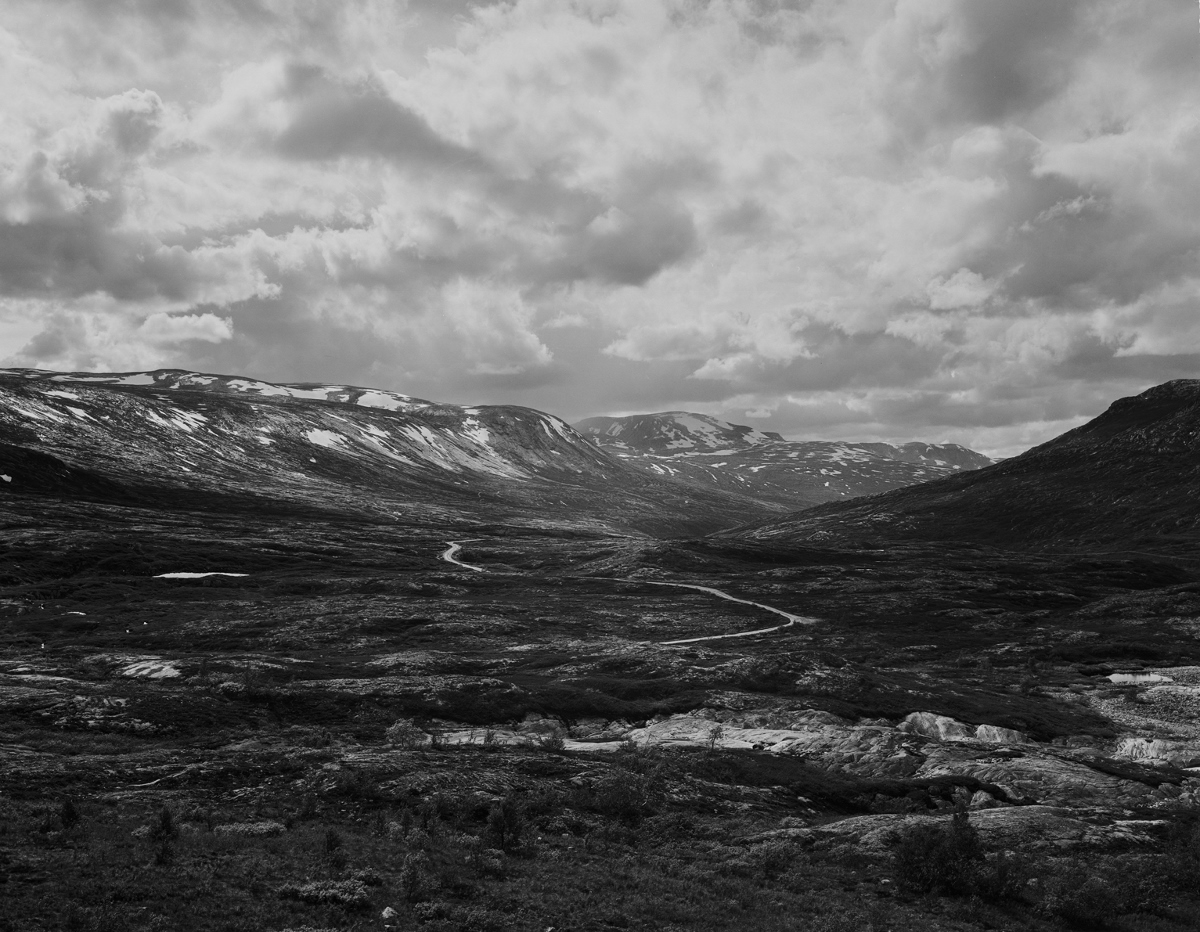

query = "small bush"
(386, 718), (429, 748)
(147, 806), (177, 844)
(891, 810), (985, 896)
(399, 851), (436, 902)
(750, 838), (797, 880)
(214, 820), (286, 837)
(485, 796), (526, 852)
(1040, 860), (1121, 928)
(579, 769), (662, 825)
(277, 879), (371, 908)
(534, 730), (566, 752)
(59, 799), (81, 831)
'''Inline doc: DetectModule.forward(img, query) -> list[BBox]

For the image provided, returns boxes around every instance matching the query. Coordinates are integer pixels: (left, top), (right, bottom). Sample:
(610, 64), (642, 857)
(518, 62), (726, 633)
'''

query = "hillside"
(725, 379), (1200, 554)
(577, 412), (992, 507)
(0, 368), (782, 537)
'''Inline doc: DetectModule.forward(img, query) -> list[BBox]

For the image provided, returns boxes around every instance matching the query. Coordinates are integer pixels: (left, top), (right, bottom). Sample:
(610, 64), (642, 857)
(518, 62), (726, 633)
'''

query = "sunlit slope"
(0, 369), (782, 536)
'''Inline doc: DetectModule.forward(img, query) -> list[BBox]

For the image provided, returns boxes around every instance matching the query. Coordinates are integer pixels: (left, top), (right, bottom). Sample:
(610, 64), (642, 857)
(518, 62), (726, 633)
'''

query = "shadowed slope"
(725, 380), (1200, 555)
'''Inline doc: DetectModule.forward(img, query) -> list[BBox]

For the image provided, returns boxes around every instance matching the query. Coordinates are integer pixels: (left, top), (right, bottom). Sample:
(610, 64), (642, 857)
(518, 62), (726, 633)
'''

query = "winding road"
(637, 580), (815, 644)
(440, 540), (485, 572)
(439, 541), (814, 643)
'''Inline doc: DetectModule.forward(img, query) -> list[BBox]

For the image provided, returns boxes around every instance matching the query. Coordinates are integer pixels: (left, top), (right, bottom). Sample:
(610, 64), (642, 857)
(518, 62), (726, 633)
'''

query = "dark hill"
(724, 380), (1200, 555)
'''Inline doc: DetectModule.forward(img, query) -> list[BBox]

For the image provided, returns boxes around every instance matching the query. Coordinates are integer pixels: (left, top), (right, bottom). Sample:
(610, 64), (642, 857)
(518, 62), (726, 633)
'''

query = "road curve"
(441, 540), (485, 572)
(436, 542), (814, 642)
(637, 580), (816, 645)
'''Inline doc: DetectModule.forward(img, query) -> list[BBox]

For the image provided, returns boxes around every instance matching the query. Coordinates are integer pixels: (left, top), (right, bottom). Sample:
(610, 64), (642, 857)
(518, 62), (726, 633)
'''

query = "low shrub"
(575, 768), (663, 825)
(386, 718), (429, 748)
(147, 806), (178, 844)
(277, 879), (371, 908)
(1040, 860), (1122, 928)
(485, 796), (526, 852)
(399, 851), (437, 902)
(59, 799), (81, 831)
(890, 810), (1025, 900)
(213, 820), (286, 837)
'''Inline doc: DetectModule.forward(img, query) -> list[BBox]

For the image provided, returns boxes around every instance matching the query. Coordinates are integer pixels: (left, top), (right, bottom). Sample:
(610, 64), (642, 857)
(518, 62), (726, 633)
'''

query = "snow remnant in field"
(153, 572), (249, 579)
(122, 659), (181, 678)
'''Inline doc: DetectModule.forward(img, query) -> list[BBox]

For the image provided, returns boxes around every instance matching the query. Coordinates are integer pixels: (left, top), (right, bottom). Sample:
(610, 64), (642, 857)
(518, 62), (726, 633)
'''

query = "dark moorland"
(2, 370), (1199, 932)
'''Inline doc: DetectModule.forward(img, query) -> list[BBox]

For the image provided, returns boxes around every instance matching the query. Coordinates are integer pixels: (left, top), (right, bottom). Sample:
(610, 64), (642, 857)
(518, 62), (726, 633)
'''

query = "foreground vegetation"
(3, 735), (1199, 932)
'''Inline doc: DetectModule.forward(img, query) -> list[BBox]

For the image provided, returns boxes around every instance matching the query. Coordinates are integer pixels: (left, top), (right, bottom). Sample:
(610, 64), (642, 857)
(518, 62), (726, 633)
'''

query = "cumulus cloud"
(0, 0), (1197, 454)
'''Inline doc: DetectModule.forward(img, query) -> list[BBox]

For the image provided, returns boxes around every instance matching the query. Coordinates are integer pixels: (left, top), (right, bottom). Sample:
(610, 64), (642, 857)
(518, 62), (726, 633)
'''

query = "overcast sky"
(1, 0), (1197, 456)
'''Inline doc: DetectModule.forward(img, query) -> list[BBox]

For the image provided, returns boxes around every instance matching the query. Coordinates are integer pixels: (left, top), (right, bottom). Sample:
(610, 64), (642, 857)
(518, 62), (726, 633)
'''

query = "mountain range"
(0, 368), (783, 537)
(727, 379), (1200, 556)
(576, 411), (993, 507)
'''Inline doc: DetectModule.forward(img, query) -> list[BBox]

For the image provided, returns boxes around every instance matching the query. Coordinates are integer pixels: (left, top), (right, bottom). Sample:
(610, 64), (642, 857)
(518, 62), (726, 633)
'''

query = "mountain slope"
(0, 368), (783, 536)
(576, 412), (992, 507)
(725, 379), (1200, 554)
(576, 412), (784, 453)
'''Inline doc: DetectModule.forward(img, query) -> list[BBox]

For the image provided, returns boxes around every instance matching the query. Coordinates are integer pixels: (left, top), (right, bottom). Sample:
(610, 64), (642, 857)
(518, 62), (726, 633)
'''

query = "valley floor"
(2, 496), (1200, 931)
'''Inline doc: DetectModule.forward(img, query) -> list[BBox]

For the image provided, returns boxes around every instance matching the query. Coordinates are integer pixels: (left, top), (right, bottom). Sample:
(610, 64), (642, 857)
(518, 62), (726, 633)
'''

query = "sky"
(1, 0), (1198, 457)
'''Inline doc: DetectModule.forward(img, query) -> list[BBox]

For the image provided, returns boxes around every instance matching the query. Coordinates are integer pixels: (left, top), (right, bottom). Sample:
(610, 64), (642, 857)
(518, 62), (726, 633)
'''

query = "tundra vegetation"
(2, 375), (1199, 930)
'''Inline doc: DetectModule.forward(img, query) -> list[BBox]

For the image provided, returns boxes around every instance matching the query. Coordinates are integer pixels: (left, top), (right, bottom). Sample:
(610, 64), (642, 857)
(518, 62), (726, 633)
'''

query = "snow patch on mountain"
(306, 429), (348, 450)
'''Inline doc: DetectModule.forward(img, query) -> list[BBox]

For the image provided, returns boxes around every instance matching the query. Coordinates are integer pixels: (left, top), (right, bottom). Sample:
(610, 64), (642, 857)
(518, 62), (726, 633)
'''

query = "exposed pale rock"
(898, 712), (975, 741)
(898, 712), (1026, 744)
(627, 714), (923, 777)
(968, 790), (1002, 810)
(1114, 736), (1200, 768)
(975, 724), (1029, 744)
(918, 746), (1152, 807)
(749, 806), (1161, 854)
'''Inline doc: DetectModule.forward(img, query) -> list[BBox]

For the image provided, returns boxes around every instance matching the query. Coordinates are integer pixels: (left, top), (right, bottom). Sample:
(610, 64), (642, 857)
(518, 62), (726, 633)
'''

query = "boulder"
(1114, 736), (1200, 768)
(898, 712), (975, 741)
(975, 724), (1028, 744)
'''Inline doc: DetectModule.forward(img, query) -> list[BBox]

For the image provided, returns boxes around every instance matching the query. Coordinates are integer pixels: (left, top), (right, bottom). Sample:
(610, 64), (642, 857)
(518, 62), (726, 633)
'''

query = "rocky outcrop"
(744, 806), (1166, 854)
(1114, 736), (1200, 768)
(898, 712), (1027, 744)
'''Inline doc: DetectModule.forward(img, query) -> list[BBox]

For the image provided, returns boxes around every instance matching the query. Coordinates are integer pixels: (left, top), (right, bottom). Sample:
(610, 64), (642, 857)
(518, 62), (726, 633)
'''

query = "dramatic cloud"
(1, 0), (1197, 455)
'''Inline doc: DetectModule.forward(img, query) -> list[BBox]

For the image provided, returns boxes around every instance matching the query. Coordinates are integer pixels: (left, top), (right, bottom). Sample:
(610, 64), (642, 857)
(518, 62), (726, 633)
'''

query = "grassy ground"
(4, 498), (1200, 930)
(3, 741), (1199, 932)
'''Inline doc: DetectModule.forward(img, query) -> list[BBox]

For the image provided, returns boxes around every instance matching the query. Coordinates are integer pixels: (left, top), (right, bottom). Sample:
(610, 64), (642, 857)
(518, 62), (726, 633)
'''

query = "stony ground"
(2, 495), (1200, 930)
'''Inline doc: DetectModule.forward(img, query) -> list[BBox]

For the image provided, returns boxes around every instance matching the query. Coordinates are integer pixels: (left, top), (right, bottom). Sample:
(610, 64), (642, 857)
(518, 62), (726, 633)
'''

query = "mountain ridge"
(0, 368), (784, 536)
(723, 379), (1200, 555)
(575, 410), (993, 507)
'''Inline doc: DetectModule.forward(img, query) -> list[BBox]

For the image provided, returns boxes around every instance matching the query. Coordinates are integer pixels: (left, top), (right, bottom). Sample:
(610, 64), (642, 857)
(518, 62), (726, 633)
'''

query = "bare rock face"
(975, 724), (1030, 744)
(897, 712), (1027, 744)
(898, 712), (976, 742)
(750, 805), (1164, 854)
(1114, 736), (1200, 768)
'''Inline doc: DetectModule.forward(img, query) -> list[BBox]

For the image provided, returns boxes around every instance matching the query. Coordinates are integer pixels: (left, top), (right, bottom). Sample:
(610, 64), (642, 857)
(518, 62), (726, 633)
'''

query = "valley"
(1, 371), (1199, 932)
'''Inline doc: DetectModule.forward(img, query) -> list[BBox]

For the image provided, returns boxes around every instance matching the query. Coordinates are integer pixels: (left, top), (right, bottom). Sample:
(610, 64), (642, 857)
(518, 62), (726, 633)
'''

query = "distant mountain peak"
(0, 368), (781, 536)
(0, 367), (437, 413)
(574, 410), (993, 507)
(575, 412), (783, 454)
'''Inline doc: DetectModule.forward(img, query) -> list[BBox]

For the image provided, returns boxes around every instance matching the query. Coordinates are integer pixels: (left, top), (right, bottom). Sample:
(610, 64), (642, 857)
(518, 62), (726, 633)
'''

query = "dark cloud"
(934, 130), (1200, 310)
(875, 0), (1087, 140)
(539, 202), (698, 287)
(276, 69), (490, 173)
(0, 91), (211, 304)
